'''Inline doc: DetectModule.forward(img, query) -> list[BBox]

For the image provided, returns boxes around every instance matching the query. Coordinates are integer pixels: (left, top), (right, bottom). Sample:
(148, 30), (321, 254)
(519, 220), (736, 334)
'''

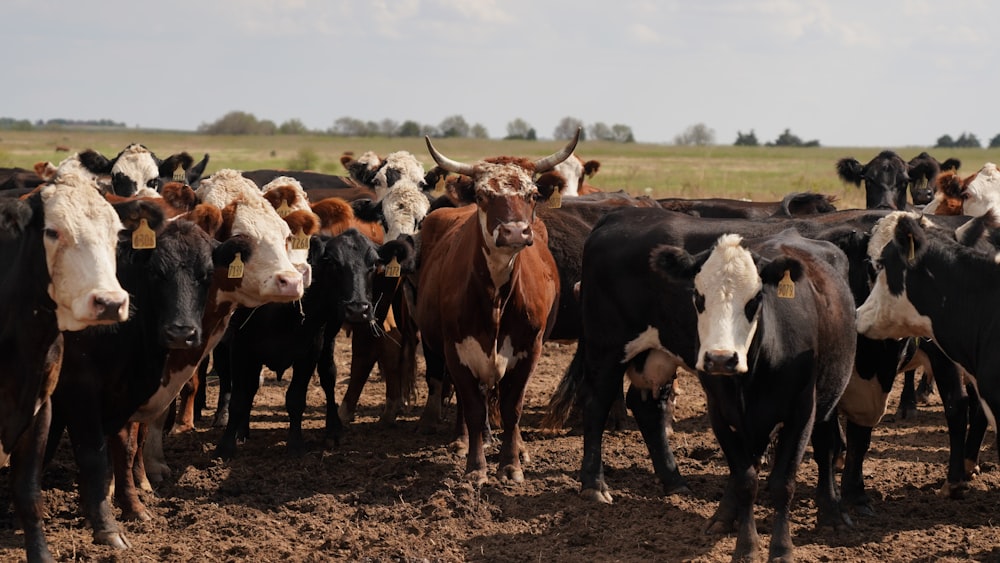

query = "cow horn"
(534, 128), (581, 173)
(425, 137), (475, 177)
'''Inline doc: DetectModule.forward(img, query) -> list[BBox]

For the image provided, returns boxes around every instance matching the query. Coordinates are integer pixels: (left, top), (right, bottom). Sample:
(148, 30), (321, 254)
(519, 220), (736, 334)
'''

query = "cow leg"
(898, 369), (918, 419)
(132, 422), (153, 493)
(965, 388), (988, 480)
(215, 358), (263, 460)
(338, 327), (378, 425)
(840, 420), (874, 515)
(375, 323), (417, 426)
(448, 366), (488, 484)
(625, 384), (689, 495)
(812, 417), (852, 530)
(706, 420), (760, 560)
(213, 346), (234, 428)
(579, 349), (625, 504)
(65, 412), (129, 549)
(926, 346), (975, 498)
(142, 411), (172, 484)
(10, 399), (55, 563)
(194, 356), (212, 422)
(174, 373), (199, 433)
(418, 341), (450, 434)
(109, 423), (152, 521)
(766, 416), (813, 562)
(313, 336), (343, 450)
(497, 358), (535, 483)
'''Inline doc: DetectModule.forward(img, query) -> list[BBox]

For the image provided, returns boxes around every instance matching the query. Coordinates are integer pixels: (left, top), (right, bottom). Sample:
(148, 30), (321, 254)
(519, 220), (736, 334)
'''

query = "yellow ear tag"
(385, 256), (401, 278)
(131, 218), (156, 250)
(291, 228), (310, 251)
(777, 269), (795, 299)
(908, 233), (915, 262)
(228, 252), (245, 279)
(172, 165), (185, 182)
(276, 200), (292, 218)
(548, 189), (562, 209)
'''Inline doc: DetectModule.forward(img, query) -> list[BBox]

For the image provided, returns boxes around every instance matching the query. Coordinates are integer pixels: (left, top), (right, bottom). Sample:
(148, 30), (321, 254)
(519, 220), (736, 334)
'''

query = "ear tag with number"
(228, 252), (245, 279)
(132, 218), (156, 249)
(276, 200), (292, 218)
(291, 228), (310, 251)
(548, 189), (562, 209)
(385, 256), (401, 278)
(777, 269), (795, 299)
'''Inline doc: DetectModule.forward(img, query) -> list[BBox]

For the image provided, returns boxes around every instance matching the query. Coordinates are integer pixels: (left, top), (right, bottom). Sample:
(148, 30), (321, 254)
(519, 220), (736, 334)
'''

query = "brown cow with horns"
(415, 131), (579, 485)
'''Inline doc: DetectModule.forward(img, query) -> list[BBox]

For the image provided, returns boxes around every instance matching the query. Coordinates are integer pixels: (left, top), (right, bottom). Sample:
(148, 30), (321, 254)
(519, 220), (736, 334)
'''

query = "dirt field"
(2, 335), (1000, 562)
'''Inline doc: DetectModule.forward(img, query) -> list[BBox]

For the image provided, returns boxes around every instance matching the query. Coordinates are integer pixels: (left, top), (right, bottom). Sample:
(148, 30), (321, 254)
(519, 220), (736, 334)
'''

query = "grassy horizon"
(3, 130), (999, 210)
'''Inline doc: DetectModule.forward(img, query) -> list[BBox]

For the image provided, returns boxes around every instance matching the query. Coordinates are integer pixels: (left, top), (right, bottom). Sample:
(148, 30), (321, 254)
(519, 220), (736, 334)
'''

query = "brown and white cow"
(1, 173), (134, 562)
(552, 153), (601, 197)
(414, 130), (578, 484)
(924, 163), (1000, 218)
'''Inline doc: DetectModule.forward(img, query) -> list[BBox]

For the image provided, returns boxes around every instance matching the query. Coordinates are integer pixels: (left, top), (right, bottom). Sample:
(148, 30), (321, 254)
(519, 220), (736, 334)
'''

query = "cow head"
(424, 129), (580, 251)
(31, 174), (131, 331)
(196, 169), (305, 306)
(551, 154), (600, 198)
(260, 176), (320, 288)
(855, 212), (936, 340)
(59, 144), (210, 197)
(926, 170), (969, 216)
(837, 151), (910, 210)
(950, 163), (1000, 218)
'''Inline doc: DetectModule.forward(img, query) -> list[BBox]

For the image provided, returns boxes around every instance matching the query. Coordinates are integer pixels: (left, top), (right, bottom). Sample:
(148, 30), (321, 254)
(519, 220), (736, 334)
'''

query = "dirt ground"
(2, 335), (1000, 563)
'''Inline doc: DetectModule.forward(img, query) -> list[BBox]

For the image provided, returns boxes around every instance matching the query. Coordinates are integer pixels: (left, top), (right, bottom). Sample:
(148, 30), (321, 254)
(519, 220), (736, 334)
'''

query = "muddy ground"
(2, 335), (999, 562)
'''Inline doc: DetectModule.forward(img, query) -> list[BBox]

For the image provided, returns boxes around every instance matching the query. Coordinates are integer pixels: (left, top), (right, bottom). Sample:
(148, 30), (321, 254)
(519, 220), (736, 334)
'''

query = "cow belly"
(625, 349), (683, 399)
(838, 368), (889, 427)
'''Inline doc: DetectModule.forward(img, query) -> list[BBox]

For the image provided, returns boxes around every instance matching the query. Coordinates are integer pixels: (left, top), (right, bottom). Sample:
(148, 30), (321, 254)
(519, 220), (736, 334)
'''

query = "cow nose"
(273, 272), (304, 297)
(497, 222), (533, 247)
(344, 301), (372, 323)
(91, 292), (129, 322)
(702, 350), (740, 375)
(164, 324), (201, 349)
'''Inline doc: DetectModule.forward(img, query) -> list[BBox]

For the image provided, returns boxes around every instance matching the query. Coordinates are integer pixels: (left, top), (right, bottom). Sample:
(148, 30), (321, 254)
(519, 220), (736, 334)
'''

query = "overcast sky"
(5, 1), (998, 147)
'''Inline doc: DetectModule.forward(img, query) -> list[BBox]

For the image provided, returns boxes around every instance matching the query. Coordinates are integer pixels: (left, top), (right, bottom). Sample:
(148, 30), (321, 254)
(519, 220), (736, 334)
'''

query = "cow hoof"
(939, 480), (971, 499)
(94, 530), (132, 549)
(580, 488), (613, 504)
(145, 463), (171, 484)
(211, 413), (229, 428)
(121, 506), (153, 522)
(897, 405), (917, 420)
(664, 483), (692, 496)
(965, 460), (981, 479)
(499, 465), (524, 484)
(465, 470), (488, 487)
(449, 439), (469, 457)
(171, 423), (195, 434)
(337, 404), (355, 425)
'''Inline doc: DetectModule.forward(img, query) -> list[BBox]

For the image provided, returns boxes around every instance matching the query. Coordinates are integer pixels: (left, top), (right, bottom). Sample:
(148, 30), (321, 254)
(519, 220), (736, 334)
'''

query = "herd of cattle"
(1, 134), (999, 562)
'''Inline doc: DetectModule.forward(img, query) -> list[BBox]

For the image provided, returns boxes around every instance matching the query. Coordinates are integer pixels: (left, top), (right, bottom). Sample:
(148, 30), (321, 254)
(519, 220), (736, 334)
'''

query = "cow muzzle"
(85, 290), (130, 324)
(344, 301), (373, 324)
(701, 350), (742, 376)
(495, 221), (533, 248)
(269, 270), (305, 300)
(163, 324), (202, 349)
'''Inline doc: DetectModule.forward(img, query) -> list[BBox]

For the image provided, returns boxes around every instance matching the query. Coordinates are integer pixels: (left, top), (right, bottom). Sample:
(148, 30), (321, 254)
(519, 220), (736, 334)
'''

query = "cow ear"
(835, 157), (864, 186)
(378, 238), (415, 273)
(423, 166), (449, 192)
(112, 199), (167, 234)
(213, 234), (253, 269)
(158, 152), (195, 181)
(285, 209), (320, 236)
(0, 198), (33, 241)
(892, 215), (928, 265)
(307, 235), (327, 265)
(34, 161), (58, 181)
(759, 256), (803, 287)
(78, 149), (113, 174)
(351, 199), (383, 223)
(583, 160), (601, 177)
(535, 172), (566, 201)
(185, 154), (210, 187)
(451, 175), (476, 205)
(649, 244), (703, 282)
(187, 204), (224, 238)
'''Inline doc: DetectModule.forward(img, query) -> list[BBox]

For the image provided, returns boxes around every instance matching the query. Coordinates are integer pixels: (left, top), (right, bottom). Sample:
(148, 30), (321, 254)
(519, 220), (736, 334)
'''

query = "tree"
(935, 134), (955, 148)
(378, 119), (400, 137)
(397, 120), (422, 137)
(470, 123), (489, 139)
(506, 118), (535, 140)
(588, 122), (612, 141)
(766, 128), (820, 147)
(954, 132), (981, 148)
(328, 116), (371, 136)
(257, 119), (277, 136)
(674, 123), (715, 146)
(438, 115), (470, 138)
(734, 130), (759, 146)
(610, 124), (635, 143)
(278, 119), (309, 135)
(198, 111), (263, 135)
(990, 133), (1000, 148)
(554, 116), (585, 141)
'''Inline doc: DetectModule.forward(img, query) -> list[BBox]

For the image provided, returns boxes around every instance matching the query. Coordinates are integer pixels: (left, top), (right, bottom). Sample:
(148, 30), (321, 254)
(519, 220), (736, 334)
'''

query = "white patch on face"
(374, 151), (426, 201)
(553, 155), (583, 198)
(50, 153), (103, 184)
(196, 169), (264, 208)
(960, 162), (1000, 217)
(856, 212), (935, 340)
(474, 162), (537, 198)
(382, 181), (430, 240)
(111, 144), (159, 190)
(692, 235), (761, 374)
(41, 176), (129, 331)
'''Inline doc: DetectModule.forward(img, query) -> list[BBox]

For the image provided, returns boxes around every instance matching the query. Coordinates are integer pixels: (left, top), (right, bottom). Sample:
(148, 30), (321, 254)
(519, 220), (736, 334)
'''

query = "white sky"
(5, 0), (998, 147)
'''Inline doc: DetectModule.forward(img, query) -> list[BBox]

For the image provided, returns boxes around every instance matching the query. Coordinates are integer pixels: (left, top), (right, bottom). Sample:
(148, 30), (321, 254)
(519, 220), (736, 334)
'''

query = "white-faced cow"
(923, 162), (1000, 217)
(551, 152), (601, 197)
(652, 231), (855, 562)
(1, 174), (133, 562)
(413, 131), (578, 484)
(37, 144), (209, 197)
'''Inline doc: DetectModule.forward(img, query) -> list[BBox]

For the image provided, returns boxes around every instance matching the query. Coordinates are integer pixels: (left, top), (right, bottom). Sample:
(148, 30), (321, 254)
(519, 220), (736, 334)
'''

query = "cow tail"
(541, 343), (586, 431)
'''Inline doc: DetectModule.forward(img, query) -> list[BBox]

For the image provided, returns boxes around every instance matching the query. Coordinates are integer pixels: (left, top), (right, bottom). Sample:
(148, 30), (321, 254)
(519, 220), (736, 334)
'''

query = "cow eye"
(43, 228), (59, 241)
(147, 179), (159, 189)
(744, 292), (762, 321)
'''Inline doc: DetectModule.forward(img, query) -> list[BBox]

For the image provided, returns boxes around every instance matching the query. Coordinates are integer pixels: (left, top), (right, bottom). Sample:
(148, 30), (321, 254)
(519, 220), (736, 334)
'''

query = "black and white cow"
(0, 174), (134, 563)
(652, 230), (855, 562)
(39, 144), (209, 197)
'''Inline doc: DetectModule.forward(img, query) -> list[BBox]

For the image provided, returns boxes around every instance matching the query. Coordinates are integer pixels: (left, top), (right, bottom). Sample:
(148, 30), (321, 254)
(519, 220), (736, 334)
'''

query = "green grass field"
(4, 129), (1000, 210)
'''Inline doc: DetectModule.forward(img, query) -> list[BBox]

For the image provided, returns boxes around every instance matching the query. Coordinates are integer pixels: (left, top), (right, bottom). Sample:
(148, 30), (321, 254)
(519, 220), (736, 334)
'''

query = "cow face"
(381, 184), (431, 241)
(856, 212), (935, 340)
(956, 163), (1000, 218)
(110, 144), (161, 196)
(837, 151), (910, 210)
(38, 175), (130, 331)
(372, 152), (426, 201)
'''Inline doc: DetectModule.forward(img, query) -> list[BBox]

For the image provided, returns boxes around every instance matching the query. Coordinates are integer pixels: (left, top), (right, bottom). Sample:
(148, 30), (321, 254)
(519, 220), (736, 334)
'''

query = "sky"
(5, 0), (999, 147)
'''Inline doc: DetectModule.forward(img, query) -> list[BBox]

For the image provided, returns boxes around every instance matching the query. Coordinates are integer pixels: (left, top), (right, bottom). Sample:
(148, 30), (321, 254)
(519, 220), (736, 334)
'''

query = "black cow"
(47, 216), (223, 550)
(906, 151), (961, 206)
(213, 230), (413, 459)
(652, 230), (855, 562)
(837, 150), (913, 210)
(70, 144), (210, 196)
(0, 178), (136, 563)
(657, 192), (838, 219)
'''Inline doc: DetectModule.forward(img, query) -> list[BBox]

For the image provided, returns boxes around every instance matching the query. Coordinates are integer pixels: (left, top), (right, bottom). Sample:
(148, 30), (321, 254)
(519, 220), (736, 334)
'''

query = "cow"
(651, 230), (855, 562)
(857, 211), (1000, 492)
(412, 131), (577, 484)
(837, 150), (914, 210)
(657, 192), (838, 219)
(0, 174), (133, 563)
(48, 214), (222, 550)
(0, 167), (45, 192)
(552, 153), (601, 197)
(906, 151), (961, 206)
(37, 144), (209, 197)
(213, 230), (414, 459)
(241, 168), (376, 202)
(923, 162), (1000, 217)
